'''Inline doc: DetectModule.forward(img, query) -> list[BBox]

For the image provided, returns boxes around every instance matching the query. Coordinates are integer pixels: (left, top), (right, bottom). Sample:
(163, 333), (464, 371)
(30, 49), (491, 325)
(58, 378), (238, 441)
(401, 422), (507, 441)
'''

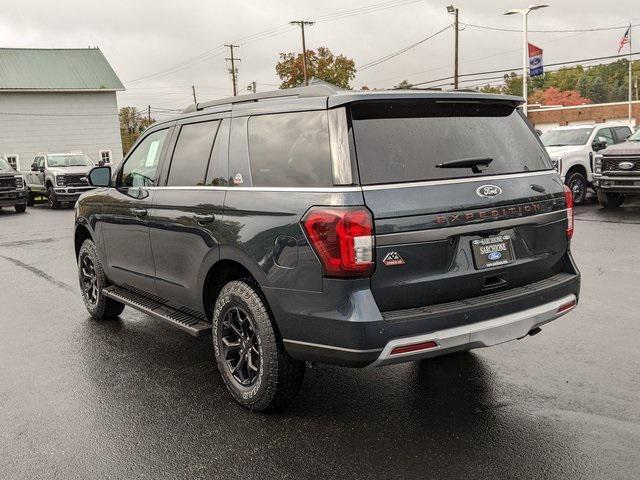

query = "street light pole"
(504, 4), (548, 116)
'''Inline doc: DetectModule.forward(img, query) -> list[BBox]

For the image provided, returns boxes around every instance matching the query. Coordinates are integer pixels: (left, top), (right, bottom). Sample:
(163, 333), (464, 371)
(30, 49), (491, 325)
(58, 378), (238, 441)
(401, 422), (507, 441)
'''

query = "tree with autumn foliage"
(528, 87), (592, 107)
(275, 47), (356, 89)
(119, 106), (156, 155)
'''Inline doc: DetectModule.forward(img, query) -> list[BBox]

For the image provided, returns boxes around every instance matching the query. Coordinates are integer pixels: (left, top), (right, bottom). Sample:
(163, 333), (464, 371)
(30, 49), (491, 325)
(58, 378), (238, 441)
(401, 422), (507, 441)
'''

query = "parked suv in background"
(541, 124), (632, 204)
(75, 85), (580, 411)
(23, 153), (96, 208)
(593, 127), (640, 207)
(0, 157), (27, 213)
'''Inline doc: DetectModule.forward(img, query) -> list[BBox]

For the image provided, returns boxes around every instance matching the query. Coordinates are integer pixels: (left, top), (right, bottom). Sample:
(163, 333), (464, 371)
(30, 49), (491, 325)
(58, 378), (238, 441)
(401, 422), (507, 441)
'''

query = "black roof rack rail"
(181, 84), (342, 114)
(449, 88), (482, 93)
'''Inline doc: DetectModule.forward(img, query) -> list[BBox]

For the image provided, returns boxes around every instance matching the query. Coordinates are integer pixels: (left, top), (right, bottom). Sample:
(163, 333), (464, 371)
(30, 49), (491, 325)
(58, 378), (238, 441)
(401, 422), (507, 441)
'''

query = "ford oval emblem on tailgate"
(476, 185), (503, 198)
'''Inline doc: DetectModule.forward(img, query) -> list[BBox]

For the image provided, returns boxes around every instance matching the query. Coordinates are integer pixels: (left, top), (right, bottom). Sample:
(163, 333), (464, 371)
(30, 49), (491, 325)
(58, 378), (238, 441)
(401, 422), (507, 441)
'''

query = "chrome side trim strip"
(376, 209), (567, 246)
(141, 185), (362, 193)
(361, 170), (557, 191)
(283, 339), (382, 353)
(133, 171), (557, 193)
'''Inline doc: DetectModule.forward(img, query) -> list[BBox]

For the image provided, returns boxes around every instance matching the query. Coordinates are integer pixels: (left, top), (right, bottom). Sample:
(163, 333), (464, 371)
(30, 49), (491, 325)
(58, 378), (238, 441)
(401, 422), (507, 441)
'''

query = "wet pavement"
(0, 200), (639, 479)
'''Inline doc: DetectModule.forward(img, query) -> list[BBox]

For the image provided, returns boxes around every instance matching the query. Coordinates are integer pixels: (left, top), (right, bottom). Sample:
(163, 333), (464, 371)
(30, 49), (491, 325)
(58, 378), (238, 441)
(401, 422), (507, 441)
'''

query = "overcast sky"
(1, 0), (637, 117)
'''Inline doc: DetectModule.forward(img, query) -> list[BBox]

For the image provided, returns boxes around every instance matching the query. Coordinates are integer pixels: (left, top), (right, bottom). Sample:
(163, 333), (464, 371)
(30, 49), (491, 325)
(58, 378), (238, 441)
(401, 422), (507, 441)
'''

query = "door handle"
(131, 208), (147, 218)
(194, 213), (215, 224)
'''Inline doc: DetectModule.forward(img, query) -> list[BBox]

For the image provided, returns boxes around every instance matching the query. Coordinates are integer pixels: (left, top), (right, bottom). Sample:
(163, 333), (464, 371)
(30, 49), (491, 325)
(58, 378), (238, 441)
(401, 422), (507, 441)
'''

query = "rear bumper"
(273, 263), (580, 367)
(370, 294), (576, 366)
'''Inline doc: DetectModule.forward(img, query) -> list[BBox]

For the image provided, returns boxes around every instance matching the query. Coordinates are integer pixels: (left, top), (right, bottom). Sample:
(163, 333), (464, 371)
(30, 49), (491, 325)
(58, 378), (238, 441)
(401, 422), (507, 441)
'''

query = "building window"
(5, 155), (18, 170)
(99, 150), (112, 164)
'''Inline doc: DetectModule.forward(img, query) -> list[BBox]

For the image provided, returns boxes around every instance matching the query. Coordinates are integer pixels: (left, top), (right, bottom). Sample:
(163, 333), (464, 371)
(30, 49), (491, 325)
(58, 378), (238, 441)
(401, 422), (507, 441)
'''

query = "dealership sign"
(528, 43), (543, 77)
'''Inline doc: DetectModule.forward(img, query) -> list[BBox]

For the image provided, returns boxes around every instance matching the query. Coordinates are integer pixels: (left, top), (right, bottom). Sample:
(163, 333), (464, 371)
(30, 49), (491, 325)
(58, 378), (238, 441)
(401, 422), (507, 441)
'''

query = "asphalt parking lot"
(1, 199), (639, 480)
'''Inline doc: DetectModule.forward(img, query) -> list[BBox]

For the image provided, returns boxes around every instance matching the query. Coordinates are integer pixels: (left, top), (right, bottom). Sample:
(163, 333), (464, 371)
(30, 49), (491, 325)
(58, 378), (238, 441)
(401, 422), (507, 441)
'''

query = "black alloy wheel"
(566, 171), (587, 205)
(221, 306), (261, 387)
(80, 253), (99, 307)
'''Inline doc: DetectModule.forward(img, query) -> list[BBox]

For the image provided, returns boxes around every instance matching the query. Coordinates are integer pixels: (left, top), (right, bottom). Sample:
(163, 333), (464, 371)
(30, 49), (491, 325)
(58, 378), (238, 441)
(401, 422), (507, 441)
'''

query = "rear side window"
(248, 111), (331, 187)
(167, 121), (220, 186)
(351, 100), (551, 185)
(613, 126), (631, 142)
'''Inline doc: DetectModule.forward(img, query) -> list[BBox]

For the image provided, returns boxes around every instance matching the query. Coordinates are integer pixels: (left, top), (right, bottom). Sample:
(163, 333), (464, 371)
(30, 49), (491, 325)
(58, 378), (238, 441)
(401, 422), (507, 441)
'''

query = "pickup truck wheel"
(597, 190), (624, 209)
(47, 186), (60, 209)
(566, 171), (587, 204)
(14, 204), (27, 213)
(78, 239), (125, 320)
(212, 280), (305, 411)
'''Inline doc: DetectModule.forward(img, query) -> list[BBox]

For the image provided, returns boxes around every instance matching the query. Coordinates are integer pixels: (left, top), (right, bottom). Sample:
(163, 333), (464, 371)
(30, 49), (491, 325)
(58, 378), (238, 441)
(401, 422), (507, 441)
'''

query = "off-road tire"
(212, 279), (305, 411)
(565, 171), (588, 205)
(78, 239), (125, 320)
(47, 185), (60, 209)
(14, 203), (27, 213)
(597, 190), (624, 209)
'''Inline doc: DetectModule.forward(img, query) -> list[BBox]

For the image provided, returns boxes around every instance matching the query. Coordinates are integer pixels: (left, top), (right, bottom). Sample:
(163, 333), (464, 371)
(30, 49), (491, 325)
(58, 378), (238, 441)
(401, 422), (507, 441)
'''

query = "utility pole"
(192, 85), (198, 104)
(446, 6), (460, 89)
(628, 23), (633, 125)
(504, 4), (549, 116)
(147, 105), (151, 123)
(290, 20), (315, 86)
(225, 44), (240, 96)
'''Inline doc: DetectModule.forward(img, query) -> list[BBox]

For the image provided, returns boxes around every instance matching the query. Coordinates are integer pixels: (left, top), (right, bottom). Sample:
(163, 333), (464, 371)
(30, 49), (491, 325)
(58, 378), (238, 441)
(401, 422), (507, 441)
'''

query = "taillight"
(302, 206), (375, 278)
(563, 185), (574, 240)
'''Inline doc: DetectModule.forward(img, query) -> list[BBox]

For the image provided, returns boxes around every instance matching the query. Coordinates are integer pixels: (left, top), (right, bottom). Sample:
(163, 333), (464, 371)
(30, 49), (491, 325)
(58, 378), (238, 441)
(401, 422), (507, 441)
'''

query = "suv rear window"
(351, 100), (551, 185)
(248, 111), (331, 187)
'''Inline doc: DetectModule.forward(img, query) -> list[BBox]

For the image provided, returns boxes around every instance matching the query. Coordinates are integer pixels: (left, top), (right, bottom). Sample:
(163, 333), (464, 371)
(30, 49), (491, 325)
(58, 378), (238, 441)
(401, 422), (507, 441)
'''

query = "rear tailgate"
(349, 98), (570, 312)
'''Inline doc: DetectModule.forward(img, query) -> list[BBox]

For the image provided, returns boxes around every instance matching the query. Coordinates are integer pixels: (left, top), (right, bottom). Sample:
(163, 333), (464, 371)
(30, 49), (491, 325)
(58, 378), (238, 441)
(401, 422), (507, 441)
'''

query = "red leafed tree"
(529, 87), (592, 106)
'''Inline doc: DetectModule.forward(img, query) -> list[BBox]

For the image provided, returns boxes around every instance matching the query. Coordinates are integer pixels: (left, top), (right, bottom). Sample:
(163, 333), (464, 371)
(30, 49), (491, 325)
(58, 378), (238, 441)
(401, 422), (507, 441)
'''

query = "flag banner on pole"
(618, 27), (630, 53)
(528, 43), (544, 77)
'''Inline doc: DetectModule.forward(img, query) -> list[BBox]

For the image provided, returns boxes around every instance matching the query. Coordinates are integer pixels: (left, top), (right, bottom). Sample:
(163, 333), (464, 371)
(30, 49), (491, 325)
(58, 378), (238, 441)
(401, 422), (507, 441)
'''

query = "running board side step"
(103, 285), (210, 336)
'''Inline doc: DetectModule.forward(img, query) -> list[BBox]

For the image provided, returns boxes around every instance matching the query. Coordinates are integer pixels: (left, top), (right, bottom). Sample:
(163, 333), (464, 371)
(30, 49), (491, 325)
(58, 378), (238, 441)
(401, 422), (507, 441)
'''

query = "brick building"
(528, 100), (639, 132)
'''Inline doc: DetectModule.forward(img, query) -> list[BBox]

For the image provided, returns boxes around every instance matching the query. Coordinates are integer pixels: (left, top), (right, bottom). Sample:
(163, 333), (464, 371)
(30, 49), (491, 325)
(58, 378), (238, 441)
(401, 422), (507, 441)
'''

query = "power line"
(462, 22), (640, 34)
(359, 24), (451, 71)
(123, 0), (427, 86)
(311, 0), (424, 23)
(410, 51), (640, 87)
(125, 47), (226, 84)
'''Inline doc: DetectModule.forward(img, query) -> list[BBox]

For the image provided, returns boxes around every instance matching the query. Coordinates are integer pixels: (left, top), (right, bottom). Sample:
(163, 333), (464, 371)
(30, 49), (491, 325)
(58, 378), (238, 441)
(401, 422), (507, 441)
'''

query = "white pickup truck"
(540, 124), (633, 204)
(22, 153), (97, 209)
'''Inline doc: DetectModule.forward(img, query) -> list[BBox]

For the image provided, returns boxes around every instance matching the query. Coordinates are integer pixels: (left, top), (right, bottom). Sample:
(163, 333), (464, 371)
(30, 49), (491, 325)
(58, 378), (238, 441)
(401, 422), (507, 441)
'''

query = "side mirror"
(39, 166), (45, 173)
(31, 162), (38, 171)
(88, 166), (111, 187)
(592, 140), (607, 152)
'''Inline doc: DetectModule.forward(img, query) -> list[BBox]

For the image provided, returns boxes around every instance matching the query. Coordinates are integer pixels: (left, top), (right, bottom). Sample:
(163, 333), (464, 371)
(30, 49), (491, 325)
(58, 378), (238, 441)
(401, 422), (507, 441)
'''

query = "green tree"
(585, 77), (607, 104)
(276, 46), (356, 89)
(394, 79), (413, 89)
(119, 107), (155, 155)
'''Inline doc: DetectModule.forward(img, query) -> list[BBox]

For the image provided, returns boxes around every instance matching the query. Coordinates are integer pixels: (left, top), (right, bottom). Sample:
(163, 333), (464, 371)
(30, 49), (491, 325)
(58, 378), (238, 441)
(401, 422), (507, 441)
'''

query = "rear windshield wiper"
(436, 157), (493, 174)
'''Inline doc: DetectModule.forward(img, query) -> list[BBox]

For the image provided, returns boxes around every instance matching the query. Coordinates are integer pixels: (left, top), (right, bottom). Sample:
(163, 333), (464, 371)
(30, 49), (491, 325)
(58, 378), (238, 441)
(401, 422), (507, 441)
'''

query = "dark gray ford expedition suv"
(75, 85), (580, 411)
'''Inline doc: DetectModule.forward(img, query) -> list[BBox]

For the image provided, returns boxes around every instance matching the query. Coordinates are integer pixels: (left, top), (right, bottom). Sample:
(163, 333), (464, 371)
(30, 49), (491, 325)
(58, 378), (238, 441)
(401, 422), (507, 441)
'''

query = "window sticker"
(145, 141), (160, 167)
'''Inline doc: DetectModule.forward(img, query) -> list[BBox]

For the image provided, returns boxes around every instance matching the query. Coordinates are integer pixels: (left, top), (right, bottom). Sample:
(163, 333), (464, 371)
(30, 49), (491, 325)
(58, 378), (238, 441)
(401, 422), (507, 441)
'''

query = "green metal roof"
(0, 48), (124, 91)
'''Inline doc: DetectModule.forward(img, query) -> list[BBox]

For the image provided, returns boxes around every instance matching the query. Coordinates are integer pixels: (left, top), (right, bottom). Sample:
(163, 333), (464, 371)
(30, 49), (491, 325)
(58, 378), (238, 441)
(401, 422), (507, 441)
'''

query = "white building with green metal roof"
(0, 47), (124, 171)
